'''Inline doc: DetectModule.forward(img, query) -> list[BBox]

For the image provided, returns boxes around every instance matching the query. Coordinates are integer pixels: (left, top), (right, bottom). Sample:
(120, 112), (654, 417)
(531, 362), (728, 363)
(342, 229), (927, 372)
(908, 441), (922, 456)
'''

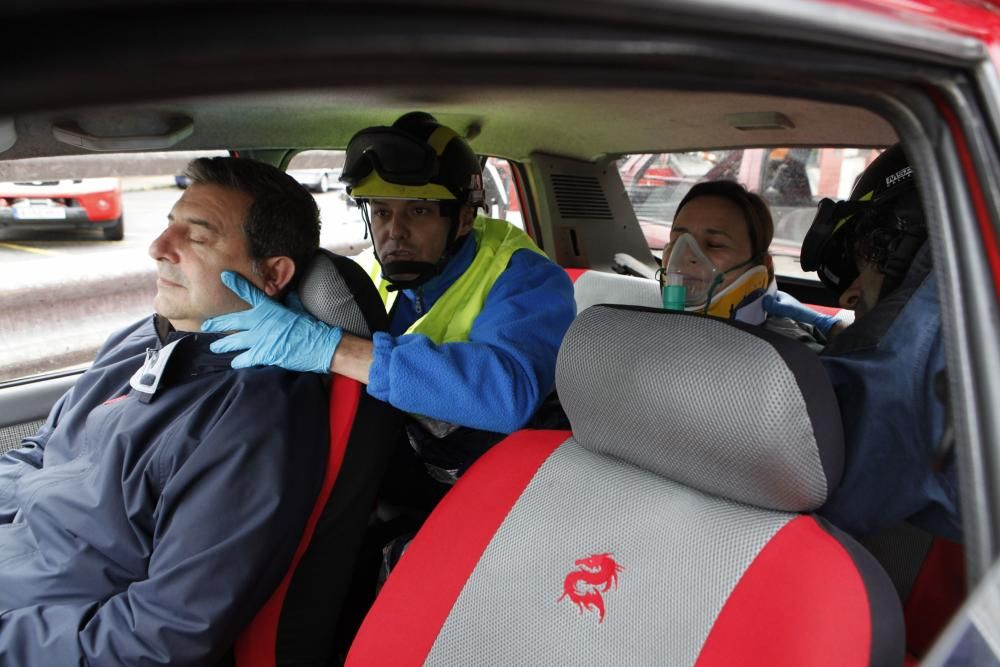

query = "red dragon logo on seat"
(558, 553), (624, 623)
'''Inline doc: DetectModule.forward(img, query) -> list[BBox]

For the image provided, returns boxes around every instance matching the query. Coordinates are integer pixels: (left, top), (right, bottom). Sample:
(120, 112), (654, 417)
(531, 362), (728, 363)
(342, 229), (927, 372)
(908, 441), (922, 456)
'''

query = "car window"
(285, 150), (345, 194)
(618, 147), (881, 279)
(0, 150), (368, 385)
(483, 157), (525, 230)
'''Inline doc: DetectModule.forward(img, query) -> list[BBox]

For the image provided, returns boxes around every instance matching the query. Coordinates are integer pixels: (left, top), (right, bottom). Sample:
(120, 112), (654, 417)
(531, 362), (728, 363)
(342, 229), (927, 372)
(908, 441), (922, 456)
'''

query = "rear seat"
(347, 305), (903, 666)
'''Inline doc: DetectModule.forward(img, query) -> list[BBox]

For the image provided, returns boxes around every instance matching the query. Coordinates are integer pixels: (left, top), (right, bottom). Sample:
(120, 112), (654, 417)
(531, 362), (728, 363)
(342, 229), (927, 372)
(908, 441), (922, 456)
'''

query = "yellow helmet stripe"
(831, 190), (875, 235)
(350, 171), (457, 200)
(427, 126), (458, 155)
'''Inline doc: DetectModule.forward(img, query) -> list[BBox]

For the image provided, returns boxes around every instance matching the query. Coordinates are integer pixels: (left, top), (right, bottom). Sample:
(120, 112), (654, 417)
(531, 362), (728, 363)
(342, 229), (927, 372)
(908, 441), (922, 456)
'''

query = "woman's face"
(664, 195), (755, 292)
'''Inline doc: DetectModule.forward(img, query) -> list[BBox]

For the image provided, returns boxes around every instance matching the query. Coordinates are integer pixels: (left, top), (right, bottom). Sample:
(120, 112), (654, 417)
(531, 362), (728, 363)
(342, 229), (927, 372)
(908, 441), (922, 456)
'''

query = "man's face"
(369, 199), (474, 281)
(838, 261), (886, 319)
(149, 183), (262, 332)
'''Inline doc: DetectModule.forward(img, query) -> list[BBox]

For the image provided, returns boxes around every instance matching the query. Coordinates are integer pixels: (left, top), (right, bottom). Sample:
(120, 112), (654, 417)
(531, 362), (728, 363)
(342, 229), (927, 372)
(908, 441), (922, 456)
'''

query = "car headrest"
(299, 249), (388, 337)
(555, 305), (844, 512)
(573, 270), (662, 313)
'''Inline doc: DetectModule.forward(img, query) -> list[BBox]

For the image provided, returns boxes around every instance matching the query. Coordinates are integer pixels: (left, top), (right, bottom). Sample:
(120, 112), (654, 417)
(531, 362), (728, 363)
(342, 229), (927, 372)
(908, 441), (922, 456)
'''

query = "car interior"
(3, 0), (1000, 664)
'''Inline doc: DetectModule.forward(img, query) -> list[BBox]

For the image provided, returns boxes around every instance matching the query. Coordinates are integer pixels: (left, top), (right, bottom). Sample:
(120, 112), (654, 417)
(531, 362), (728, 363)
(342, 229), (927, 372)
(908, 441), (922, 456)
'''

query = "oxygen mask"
(658, 232), (771, 321)
(658, 233), (723, 311)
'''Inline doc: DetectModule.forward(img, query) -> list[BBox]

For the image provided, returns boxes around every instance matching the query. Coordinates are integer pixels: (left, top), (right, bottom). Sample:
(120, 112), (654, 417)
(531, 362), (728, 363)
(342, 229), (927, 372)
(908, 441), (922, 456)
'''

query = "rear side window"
(0, 151), (220, 384)
(618, 148), (881, 279)
(0, 150), (367, 386)
(483, 157), (525, 230)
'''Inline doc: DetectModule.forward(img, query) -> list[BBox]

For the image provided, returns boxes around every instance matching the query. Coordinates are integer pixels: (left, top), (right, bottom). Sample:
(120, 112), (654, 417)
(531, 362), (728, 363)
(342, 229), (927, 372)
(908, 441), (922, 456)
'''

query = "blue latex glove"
(762, 290), (839, 336)
(201, 271), (342, 373)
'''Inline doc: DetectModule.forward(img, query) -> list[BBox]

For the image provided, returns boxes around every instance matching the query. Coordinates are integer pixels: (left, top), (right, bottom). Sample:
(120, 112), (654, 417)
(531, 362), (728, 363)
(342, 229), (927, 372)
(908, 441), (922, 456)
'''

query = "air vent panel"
(551, 173), (613, 220)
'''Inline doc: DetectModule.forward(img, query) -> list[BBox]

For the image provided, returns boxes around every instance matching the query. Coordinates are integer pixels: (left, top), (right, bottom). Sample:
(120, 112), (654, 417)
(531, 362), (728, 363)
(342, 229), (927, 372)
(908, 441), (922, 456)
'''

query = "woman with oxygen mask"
(658, 181), (823, 344)
(659, 181), (774, 320)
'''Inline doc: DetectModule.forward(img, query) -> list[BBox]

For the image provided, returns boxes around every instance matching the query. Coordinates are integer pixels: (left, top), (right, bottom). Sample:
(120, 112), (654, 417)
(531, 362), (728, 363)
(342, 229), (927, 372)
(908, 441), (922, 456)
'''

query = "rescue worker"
(764, 144), (960, 541)
(204, 112), (576, 484)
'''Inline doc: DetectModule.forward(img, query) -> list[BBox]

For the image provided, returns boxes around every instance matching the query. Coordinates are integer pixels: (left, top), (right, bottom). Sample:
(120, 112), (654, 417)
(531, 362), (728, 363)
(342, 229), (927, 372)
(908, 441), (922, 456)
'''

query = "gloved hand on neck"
(202, 271), (342, 373)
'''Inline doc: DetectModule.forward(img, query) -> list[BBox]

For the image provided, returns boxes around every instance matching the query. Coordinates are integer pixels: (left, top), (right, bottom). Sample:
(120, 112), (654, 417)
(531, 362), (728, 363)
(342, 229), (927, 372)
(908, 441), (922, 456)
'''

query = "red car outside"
(0, 178), (124, 240)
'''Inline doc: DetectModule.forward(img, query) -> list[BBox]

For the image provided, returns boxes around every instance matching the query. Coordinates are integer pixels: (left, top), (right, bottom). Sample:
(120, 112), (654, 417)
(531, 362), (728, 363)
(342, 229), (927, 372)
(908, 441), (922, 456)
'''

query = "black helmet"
(340, 112), (485, 290)
(800, 144), (926, 296)
(341, 111), (484, 207)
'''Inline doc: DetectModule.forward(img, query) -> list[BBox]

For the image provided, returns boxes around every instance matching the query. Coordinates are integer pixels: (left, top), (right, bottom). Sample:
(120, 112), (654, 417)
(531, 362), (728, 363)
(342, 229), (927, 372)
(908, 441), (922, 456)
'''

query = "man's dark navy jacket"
(0, 315), (328, 666)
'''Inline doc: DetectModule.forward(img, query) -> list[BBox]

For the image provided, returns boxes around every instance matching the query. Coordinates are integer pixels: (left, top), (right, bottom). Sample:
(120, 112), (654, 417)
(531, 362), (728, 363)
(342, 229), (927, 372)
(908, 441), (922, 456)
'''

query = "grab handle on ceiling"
(52, 116), (194, 152)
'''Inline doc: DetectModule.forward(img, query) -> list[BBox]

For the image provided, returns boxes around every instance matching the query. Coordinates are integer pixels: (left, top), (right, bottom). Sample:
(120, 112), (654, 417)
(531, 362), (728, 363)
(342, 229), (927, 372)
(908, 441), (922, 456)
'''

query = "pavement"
(120, 175), (180, 192)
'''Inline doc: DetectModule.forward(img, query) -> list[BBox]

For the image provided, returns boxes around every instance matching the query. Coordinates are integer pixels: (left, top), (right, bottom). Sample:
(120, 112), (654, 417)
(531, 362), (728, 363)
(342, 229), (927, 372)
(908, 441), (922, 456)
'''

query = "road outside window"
(0, 151), (370, 385)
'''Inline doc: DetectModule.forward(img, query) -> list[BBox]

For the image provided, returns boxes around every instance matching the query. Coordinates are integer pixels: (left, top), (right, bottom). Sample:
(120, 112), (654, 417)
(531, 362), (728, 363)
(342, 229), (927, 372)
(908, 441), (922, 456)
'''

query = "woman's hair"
(673, 180), (775, 279)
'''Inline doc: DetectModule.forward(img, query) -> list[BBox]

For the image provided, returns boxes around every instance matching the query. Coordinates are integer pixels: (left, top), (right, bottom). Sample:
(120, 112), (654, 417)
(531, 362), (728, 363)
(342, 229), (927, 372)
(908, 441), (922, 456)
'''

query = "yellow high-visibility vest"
(366, 216), (545, 343)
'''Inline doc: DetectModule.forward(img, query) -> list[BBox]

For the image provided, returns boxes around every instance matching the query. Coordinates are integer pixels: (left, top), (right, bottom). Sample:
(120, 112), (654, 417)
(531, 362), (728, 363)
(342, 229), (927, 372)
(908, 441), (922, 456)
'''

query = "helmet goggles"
(798, 198), (870, 294)
(341, 126), (441, 189)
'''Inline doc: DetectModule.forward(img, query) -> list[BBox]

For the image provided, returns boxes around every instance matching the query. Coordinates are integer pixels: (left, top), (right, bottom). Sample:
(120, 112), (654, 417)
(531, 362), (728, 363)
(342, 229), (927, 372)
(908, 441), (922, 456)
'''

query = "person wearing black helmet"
(767, 144), (960, 541)
(203, 112), (576, 483)
(764, 145), (929, 328)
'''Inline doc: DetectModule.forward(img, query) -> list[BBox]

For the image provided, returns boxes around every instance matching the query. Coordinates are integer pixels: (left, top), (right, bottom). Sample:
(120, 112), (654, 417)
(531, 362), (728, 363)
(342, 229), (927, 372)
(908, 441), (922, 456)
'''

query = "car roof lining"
(2, 86), (898, 164)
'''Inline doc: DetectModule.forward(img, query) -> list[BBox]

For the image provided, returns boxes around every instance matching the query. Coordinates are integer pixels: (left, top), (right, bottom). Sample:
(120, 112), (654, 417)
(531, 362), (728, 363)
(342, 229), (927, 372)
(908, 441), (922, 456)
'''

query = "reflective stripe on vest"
(365, 216), (545, 343)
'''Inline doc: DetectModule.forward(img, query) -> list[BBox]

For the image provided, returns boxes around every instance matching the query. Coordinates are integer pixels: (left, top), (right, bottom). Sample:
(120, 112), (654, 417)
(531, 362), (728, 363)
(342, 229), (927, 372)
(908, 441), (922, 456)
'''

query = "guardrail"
(0, 240), (371, 383)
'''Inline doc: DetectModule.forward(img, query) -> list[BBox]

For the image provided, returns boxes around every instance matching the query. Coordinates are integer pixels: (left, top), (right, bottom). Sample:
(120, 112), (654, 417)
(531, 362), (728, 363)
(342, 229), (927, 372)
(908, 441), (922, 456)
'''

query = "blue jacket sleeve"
(0, 371), (327, 667)
(367, 250), (576, 433)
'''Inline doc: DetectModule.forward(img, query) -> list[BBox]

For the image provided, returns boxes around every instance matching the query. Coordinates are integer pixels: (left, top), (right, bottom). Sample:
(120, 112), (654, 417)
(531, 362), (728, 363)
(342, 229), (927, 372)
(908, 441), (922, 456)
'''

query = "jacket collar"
(396, 232), (476, 309)
(151, 314), (238, 375)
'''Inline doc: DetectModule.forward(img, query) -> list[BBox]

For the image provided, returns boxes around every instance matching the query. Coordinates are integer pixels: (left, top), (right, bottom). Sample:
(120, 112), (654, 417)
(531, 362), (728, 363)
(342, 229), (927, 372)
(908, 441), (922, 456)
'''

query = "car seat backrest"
(234, 249), (401, 667)
(347, 305), (903, 666)
(0, 419), (45, 457)
(571, 269), (661, 313)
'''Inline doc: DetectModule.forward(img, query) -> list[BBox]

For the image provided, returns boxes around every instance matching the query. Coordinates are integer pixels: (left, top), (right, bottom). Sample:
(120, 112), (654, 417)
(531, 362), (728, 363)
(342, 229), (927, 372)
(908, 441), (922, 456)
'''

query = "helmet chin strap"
(382, 260), (443, 292)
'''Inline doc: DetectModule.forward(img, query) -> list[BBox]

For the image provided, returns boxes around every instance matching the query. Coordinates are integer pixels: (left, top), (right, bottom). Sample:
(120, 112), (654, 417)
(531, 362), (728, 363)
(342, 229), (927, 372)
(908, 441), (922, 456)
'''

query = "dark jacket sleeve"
(819, 274), (959, 541)
(0, 399), (60, 523)
(1, 318), (154, 524)
(0, 370), (328, 667)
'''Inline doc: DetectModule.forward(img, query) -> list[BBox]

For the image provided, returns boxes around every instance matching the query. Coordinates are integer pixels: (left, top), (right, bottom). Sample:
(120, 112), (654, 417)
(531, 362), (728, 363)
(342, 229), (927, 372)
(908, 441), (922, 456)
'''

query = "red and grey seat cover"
(347, 305), (904, 666)
(233, 250), (403, 667)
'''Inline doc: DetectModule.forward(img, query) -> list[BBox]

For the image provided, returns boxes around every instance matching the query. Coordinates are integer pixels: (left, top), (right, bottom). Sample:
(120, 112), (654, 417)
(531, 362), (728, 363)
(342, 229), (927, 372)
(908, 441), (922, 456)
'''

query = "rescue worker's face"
(664, 195), (755, 292)
(149, 183), (272, 332)
(370, 199), (474, 281)
(838, 261), (885, 319)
